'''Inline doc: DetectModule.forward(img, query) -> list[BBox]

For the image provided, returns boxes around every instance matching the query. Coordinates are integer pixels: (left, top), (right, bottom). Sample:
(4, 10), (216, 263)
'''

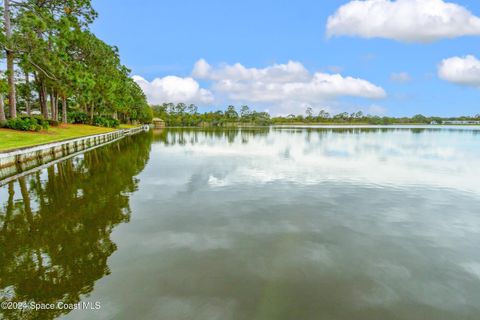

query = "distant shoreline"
(160, 123), (480, 129)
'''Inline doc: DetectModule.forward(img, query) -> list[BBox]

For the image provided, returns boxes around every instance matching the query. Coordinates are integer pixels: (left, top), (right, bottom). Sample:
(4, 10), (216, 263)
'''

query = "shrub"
(137, 105), (154, 124)
(93, 116), (119, 128)
(48, 120), (60, 127)
(6, 116), (49, 131)
(67, 112), (119, 128)
(33, 116), (50, 130)
(68, 111), (88, 124)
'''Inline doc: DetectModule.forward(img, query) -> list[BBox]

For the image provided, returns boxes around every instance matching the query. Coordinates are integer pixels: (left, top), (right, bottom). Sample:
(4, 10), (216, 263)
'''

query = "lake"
(1, 126), (479, 320)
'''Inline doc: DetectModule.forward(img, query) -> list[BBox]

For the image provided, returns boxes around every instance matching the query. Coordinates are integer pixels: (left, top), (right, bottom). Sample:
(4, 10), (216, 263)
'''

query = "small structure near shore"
(152, 118), (166, 129)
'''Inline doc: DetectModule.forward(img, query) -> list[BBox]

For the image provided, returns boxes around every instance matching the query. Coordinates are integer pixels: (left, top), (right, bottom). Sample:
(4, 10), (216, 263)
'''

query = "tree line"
(272, 108), (480, 125)
(152, 103), (271, 127)
(153, 103), (480, 127)
(0, 0), (151, 128)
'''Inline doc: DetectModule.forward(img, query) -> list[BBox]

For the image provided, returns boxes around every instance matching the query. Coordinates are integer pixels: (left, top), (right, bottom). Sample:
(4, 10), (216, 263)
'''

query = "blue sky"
(91, 0), (480, 116)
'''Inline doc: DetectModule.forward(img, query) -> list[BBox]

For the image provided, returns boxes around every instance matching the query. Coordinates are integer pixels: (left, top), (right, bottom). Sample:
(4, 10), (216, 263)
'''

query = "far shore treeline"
(0, 0), (152, 131)
(153, 103), (480, 127)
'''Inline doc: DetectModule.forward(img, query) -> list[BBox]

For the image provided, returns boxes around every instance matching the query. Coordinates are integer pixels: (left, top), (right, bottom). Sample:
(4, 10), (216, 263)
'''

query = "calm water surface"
(0, 126), (479, 320)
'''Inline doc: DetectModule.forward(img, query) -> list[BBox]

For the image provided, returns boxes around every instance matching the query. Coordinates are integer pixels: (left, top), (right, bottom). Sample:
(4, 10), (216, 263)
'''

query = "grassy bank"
(0, 124), (124, 152)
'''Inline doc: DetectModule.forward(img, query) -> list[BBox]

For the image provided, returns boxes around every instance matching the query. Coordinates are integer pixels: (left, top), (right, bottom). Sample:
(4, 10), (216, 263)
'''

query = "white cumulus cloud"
(132, 75), (214, 105)
(133, 60), (386, 114)
(326, 0), (480, 43)
(438, 55), (480, 86)
(193, 59), (310, 83)
(192, 59), (386, 111)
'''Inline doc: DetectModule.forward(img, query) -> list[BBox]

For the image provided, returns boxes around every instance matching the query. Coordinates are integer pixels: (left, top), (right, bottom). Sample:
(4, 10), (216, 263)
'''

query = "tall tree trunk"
(25, 72), (31, 116)
(61, 96), (67, 123)
(41, 83), (48, 119)
(35, 72), (48, 119)
(50, 92), (55, 121)
(90, 104), (94, 123)
(34, 73), (43, 116)
(54, 93), (58, 120)
(38, 86), (45, 116)
(0, 93), (6, 124)
(4, 0), (16, 119)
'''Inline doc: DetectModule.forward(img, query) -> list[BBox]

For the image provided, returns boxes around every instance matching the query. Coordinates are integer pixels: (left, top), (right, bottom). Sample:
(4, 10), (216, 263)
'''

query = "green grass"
(0, 124), (117, 152)
(119, 124), (141, 129)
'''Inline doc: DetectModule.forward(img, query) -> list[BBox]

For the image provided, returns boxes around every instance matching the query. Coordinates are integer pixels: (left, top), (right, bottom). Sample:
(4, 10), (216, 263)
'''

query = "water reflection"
(0, 133), (152, 320)
(1, 127), (480, 320)
(150, 127), (480, 194)
(152, 127), (271, 146)
(102, 127), (478, 320)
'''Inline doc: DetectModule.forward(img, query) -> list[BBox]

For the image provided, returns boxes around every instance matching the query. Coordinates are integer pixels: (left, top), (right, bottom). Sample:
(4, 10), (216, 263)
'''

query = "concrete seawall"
(0, 125), (149, 185)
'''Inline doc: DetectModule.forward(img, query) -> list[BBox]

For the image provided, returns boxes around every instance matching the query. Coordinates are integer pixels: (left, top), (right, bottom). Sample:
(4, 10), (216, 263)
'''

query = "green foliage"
(150, 104), (480, 127)
(48, 120), (60, 127)
(2, 0), (148, 128)
(271, 109), (480, 125)
(136, 104), (153, 124)
(6, 116), (49, 131)
(151, 103), (271, 127)
(68, 111), (89, 124)
(93, 116), (119, 128)
(225, 105), (239, 120)
(68, 112), (119, 128)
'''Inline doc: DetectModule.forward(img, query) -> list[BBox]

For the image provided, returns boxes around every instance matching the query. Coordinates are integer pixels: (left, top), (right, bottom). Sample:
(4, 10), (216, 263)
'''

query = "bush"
(93, 116), (119, 128)
(68, 111), (88, 124)
(33, 116), (50, 130)
(6, 116), (49, 131)
(137, 105), (154, 124)
(48, 120), (60, 127)
(68, 112), (119, 128)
